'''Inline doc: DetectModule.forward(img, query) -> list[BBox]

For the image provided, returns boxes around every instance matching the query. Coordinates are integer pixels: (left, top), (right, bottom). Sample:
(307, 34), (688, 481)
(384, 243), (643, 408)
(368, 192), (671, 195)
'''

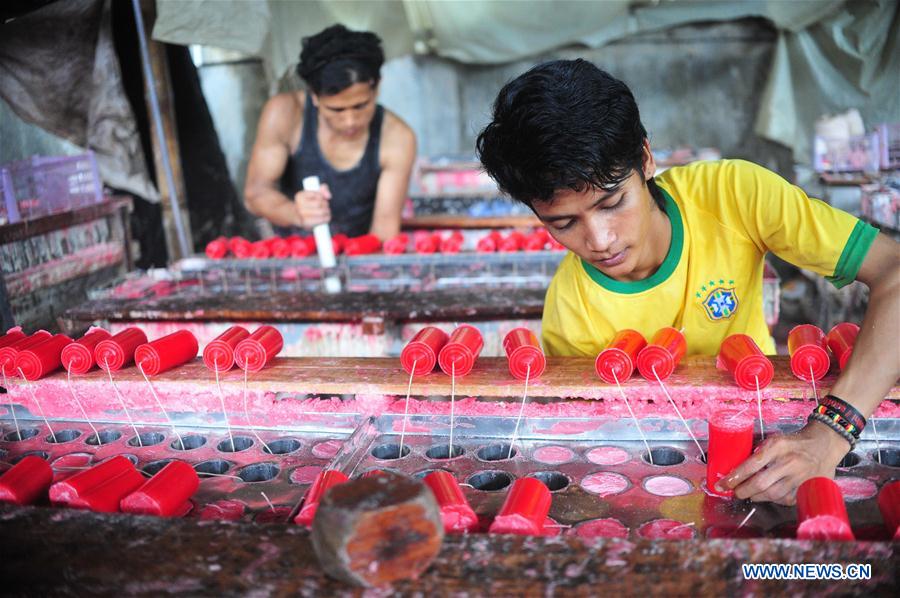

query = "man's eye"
(553, 221), (574, 231)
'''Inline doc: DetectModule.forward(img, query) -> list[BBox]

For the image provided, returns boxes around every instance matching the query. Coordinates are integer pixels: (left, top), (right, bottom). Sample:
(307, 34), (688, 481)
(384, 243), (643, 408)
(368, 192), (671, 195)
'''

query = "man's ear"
(310, 92), (319, 108)
(642, 139), (656, 180)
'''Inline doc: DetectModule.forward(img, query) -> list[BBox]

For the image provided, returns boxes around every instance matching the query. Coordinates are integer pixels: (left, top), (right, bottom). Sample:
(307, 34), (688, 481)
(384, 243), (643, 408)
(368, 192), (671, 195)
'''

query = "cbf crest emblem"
(696, 279), (738, 321)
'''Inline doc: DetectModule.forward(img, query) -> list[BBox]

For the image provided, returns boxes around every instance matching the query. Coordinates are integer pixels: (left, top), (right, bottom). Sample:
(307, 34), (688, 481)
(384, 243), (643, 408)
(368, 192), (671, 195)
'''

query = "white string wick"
(508, 363), (531, 460)
(2, 368), (21, 441)
(104, 358), (142, 447)
(242, 363), (272, 454)
(652, 364), (705, 462)
(398, 359), (417, 454)
(66, 365), (100, 443)
(612, 369), (653, 465)
(213, 358), (235, 452)
(17, 367), (56, 443)
(755, 375), (765, 441)
(138, 361), (184, 450)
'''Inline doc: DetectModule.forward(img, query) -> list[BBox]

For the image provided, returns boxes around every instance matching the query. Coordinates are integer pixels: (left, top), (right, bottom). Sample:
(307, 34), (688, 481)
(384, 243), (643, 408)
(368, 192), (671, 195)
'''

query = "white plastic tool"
(302, 175), (341, 293)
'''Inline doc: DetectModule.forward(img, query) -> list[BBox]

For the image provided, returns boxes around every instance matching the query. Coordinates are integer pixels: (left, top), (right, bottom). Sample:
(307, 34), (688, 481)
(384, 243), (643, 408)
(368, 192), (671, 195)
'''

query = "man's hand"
(715, 420), (850, 505)
(293, 184), (332, 229)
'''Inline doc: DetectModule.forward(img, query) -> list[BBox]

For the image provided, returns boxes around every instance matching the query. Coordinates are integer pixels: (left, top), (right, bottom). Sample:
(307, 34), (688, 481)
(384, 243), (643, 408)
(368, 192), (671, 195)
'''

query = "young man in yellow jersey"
(476, 59), (899, 505)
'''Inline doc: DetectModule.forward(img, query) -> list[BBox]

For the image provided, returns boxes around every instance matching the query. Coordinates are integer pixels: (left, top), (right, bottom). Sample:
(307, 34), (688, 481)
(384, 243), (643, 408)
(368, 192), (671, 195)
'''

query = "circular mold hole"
(370, 443), (410, 460)
(194, 459), (233, 477)
(143, 459), (175, 476)
(425, 444), (464, 460)
(85, 430), (122, 445)
(263, 438), (302, 455)
(47, 429), (81, 444)
(466, 470), (513, 492)
(289, 464), (323, 485)
(127, 432), (165, 447)
(11, 451), (49, 463)
(872, 448), (900, 468)
(237, 462), (280, 483)
(530, 471), (570, 492)
(533, 445), (575, 465)
(837, 452), (861, 469)
(170, 435), (207, 451)
(642, 447), (685, 466)
(476, 444), (517, 462)
(580, 472), (631, 497)
(413, 468), (451, 479)
(642, 475), (693, 497)
(217, 436), (254, 453)
(585, 446), (630, 466)
(4, 428), (39, 442)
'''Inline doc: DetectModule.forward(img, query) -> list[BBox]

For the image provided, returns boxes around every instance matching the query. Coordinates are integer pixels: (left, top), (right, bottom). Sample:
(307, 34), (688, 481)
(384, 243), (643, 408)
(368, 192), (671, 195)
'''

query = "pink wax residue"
(570, 518), (629, 540)
(50, 453), (93, 483)
(834, 476), (877, 501)
(797, 515), (853, 541)
(533, 445), (575, 465)
(580, 472), (630, 497)
(638, 519), (696, 540)
(198, 500), (247, 521)
(311, 440), (344, 459)
(643, 475), (692, 497)
(585, 446), (630, 466)
(290, 465), (324, 485)
(534, 420), (603, 435)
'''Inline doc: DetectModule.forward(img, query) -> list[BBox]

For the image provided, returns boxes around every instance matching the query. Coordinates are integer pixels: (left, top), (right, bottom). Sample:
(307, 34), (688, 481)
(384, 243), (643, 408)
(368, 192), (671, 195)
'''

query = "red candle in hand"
(62, 328), (111, 375)
(0, 455), (53, 505)
(120, 460), (199, 517)
(489, 477), (552, 536)
(0, 331), (52, 377)
(787, 324), (830, 382)
(293, 469), (349, 527)
(70, 467), (145, 513)
(438, 324), (484, 377)
(135, 330), (198, 376)
(234, 325), (283, 372)
(205, 236), (228, 259)
(636, 327), (687, 381)
(0, 327), (26, 349)
(796, 477), (854, 541)
(383, 233), (408, 254)
(203, 325), (250, 372)
(49, 455), (135, 505)
(826, 323), (859, 371)
(716, 334), (774, 390)
(877, 480), (900, 540)
(15, 333), (73, 380)
(423, 470), (478, 534)
(503, 327), (546, 380)
(94, 328), (148, 371)
(400, 326), (449, 376)
(706, 408), (754, 497)
(595, 329), (647, 384)
(344, 234), (382, 256)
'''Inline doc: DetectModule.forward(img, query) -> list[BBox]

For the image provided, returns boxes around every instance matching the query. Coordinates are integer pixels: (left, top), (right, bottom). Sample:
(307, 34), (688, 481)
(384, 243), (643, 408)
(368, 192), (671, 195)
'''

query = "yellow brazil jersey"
(542, 159), (879, 357)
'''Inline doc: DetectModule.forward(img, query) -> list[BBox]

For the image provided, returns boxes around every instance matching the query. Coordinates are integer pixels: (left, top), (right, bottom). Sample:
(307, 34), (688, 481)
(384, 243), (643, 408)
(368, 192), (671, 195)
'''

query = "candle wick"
(66, 366), (100, 444)
(260, 491), (276, 513)
(652, 365), (705, 462)
(18, 367), (56, 443)
(398, 359), (417, 455)
(870, 416), (883, 464)
(736, 507), (756, 533)
(668, 521), (695, 535)
(138, 362), (184, 451)
(755, 375), (765, 441)
(105, 358), (142, 447)
(508, 363), (531, 460)
(213, 359), (235, 452)
(1, 369), (21, 442)
(448, 361), (456, 458)
(242, 363), (272, 454)
(809, 364), (819, 407)
(612, 369), (653, 465)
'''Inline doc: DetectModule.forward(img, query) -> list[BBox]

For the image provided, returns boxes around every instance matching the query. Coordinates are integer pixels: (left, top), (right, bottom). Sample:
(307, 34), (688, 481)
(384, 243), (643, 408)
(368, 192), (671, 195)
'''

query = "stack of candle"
(488, 477), (551, 536)
(422, 470), (479, 534)
(502, 327), (546, 380)
(49, 456), (143, 513)
(121, 460), (199, 517)
(438, 325), (484, 377)
(0, 330), (52, 377)
(234, 325), (283, 373)
(62, 328), (111, 374)
(15, 333), (72, 380)
(636, 327), (687, 381)
(595, 329), (647, 383)
(400, 326), (449, 376)
(203, 326), (250, 372)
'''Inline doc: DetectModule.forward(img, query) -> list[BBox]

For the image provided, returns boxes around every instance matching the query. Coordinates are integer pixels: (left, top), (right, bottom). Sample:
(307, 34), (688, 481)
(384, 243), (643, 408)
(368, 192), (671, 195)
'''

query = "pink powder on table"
(585, 446), (630, 466)
(643, 475), (692, 497)
(290, 465), (324, 485)
(311, 439), (344, 459)
(533, 445), (575, 465)
(580, 472), (630, 497)
(198, 500), (246, 521)
(570, 518), (629, 540)
(834, 476), (877, 501)
(638, 519), (696, 540)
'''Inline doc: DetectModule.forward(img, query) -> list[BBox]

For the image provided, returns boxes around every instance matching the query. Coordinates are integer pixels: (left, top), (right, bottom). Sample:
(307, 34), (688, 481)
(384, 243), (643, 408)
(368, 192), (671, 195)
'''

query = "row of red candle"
(206, 233), (383, 260)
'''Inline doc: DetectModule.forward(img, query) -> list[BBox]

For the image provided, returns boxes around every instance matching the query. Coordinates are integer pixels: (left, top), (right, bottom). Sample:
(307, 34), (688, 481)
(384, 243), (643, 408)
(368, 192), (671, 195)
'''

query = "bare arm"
(368, 114), (416, 240)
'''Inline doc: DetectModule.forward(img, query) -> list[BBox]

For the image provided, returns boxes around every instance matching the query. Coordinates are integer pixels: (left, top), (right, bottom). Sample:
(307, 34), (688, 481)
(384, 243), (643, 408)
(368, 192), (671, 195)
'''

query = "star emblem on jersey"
(701, 286), (738, 321)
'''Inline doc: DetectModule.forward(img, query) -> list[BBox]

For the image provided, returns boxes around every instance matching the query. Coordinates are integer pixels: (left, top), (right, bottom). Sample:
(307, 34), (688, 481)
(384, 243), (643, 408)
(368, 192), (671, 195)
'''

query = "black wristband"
(808, 412), (856, 448)
(821, 394), (866, 431)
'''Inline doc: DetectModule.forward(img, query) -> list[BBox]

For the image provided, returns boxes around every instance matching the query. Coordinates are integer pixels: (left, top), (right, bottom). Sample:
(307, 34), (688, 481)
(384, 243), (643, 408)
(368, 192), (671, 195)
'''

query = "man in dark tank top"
(244, 24), (416, 239)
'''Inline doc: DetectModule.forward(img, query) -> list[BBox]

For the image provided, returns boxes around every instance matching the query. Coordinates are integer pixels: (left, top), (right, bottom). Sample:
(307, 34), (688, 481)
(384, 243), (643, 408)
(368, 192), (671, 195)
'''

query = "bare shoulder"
(257, 91), (305, 143)
(380, 109), (416, 164)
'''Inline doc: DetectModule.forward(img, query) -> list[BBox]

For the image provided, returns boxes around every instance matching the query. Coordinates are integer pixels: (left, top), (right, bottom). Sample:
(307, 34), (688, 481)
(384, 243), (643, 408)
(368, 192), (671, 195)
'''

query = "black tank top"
(276, 94), (384, 237)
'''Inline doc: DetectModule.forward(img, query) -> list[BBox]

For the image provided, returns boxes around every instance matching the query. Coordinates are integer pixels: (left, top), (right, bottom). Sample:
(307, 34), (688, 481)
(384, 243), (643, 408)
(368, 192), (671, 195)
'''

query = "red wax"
(269, 237), (291, 259)
(716, 334), (774, 390)
(475, 235), (497, 253)
(595, 329), (647, 384)
(290, 236), (314, 258)
(489, 477), (552, 536)
(135, 330), (199, 376)
(503, 327), (546, 380)
(383, 233), (408, 254)
(0, 330), (52, 377)
(49, 455), (135, 505)
(498, 231), (525, 252)
(332, 233), (348, 255)
(293, 469), (349, 526)
(344, 234), (382, 256)
(231, 238), (253, 259)
(523, 233), (547, 251)
(250, 240), (271, 259)
(120, 460), (199, 517)
(400, 326), (449, 376)
(423, 470), (479, 534)
(826, 322), (859, 371)
(15, 333), (73, 380)
(94, 327), (148, 371)
(787, 324), (830, 382)
(0, 455), (53, 505)
(796, 477), (854, 541)
(438, 324), (484, 377)
(234, 325), (283, 372)
(636, 327), (687, 381)
(203, 325), (250, 372)
(0, 327), (26, 349)
(439, 231), (464, 254)
(548, 238), (565, 251)
(205, 236), (228, 259)
(414, 231), (438, 254)
(69, 467), (145, 513)
(706, 408), (754, 497)
(877, 480), (900, 540)
(62, 328), (111, 374)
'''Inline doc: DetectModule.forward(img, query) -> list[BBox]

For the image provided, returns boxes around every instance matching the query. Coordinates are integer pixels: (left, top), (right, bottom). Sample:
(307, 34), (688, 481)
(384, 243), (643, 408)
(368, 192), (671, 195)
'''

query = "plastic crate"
(0, 151), (103, 223)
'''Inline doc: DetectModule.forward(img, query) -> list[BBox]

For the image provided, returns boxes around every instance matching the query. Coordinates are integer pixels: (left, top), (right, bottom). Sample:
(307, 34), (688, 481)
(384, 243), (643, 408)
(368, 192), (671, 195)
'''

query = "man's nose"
(585, 218), (615, 253)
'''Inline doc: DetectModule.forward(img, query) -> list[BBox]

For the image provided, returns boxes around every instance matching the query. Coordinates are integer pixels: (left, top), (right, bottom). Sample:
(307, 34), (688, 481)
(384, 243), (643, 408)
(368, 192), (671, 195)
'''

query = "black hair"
(297, 24), (384, 96)
(476, 59), (664, 211)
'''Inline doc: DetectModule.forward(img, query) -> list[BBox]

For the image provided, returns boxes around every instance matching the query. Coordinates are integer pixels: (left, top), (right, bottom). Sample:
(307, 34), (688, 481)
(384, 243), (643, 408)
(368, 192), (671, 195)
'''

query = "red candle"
(503, 327), (546, 380)
(787, 324), (830, 382)
(400, 326), (449, 376)
(232, 238), (253, 259)
(135, 330), (199, 376)
(595, 329), (647, 384)
(636, 327), (687, 381)
(205, 236), (228, 259)
(423, 470), (479, 534)
(269, 237), (291, 259)
(293, 469), (349, 526)
(289, 236), (313, 258)
(877, 480), (900, 540)
(383, 233), (408, 254)
(203, 325), (250, 372)
(331, 233), (348, 255)
(414, 231), (438, 254)
(438, 325), (484, 377)
(120, 460), (199, 517)
(0, 455), (53, 505)
(0, 327), (26, 349)
(499, 231), (525, 252)
(0, 330), (52, 377)
(488, 477), (552, 536)
(826, 322), (859, 371)
(250, 240), (271, 259)
(69, 467), (145, 513)
(706, 408), (754, 497)
(94, 328), (147, 371)
(475, 235), (497, 253)
(523, 232), (547, 251)
(716, 334), (774, 390)
(344, 234), (382, 256)
(62, 328), (111, 375)
(234, 325), (283, 372)
(15, 333), (73, 380)
(796, 477), (854, 541)
(439, 231), (464, 254)
(49, 455), (135, 505)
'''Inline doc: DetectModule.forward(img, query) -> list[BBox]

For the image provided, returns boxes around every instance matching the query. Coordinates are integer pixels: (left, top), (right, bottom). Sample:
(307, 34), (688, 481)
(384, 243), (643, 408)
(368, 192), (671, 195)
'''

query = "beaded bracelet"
(808, 412), (856, 448)
(820, 394), (866, 431)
